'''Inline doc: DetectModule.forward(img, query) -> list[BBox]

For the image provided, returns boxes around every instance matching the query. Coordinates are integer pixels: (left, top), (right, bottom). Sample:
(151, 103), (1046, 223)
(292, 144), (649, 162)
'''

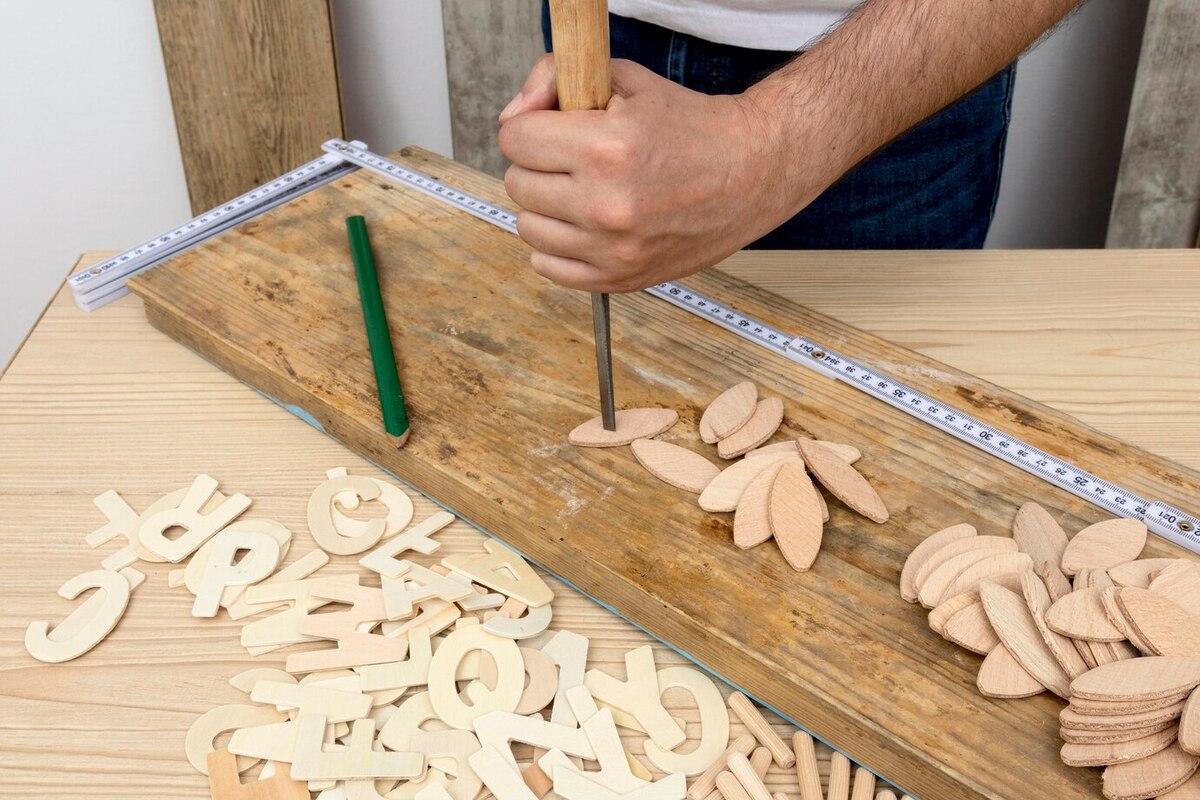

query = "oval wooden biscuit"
(767, 462), (825, 572)
(977, 643), (1044, 699)
(1061, 519), (1149, 576)
(1102, 743), (1200, 800)
(717, 398), (785, 459)
(699, 381), (757, 444)
(918, 547), (1018, 609)
(1116, 588), (1200, 658)
(699, 452), (795, 512)
(900, 523), (977, 604)
(941, 552), (1034, 606)
(979, 581), (1072, 699)
(733, 460), (788, 550)
(1060, 725), (1178, 768)
(1012, 501), (1070, 577)
(941, 601), (999, 654)
(568, 408), (678, 448)
(1180, 690), (1200, 757)
(1071, 657), (1200, 702)
(631, 438), (720, 494)
(1022, 570), (1089, 680)
(1046, 588), (1126, 642)
(796, 439), (888, 524)
(1109, 558), (1178, 588)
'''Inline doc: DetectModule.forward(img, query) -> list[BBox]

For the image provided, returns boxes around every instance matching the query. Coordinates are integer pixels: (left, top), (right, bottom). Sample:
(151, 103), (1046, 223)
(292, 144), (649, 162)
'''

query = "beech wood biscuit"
(900, 524), (977, 603)
(767, 462), (825, 571)
(1060, 519), (1149, 576)
(794, 438), (862, 465)
(700, 452), (795, 513)
(700, 381), (758, 443)
(912, 536), (1018, 599)
(1060, 701), (1186, 731)
(1116, 588), (1200, 657)
(1071, 657), (1200, 702)
(979, 581), (1072, 698)
(1110, 558), (1178, 588)
(1150, 561), (1200, 618)
(977, 643), (1045, 699)
(942, 602), (1000, 655)
(928, 589), (982, 636)
(733, 461), (788, 550)
(1060, 725), (1179, 768)
(1047, 588), (1127, 642)
(568, 408), (678, 447)
(631, 438), (721, 494)
(941, 552), (1033, 606)
(917, 549), (1011, 609)
(1012, 501), (1070, 577)
(1021, 570), (1089, 679)
(1102, 742), (1200, 800)
(718, 398), (785, 459)
(1181, 691), (1200, 756)
(796, 439), (888, 523)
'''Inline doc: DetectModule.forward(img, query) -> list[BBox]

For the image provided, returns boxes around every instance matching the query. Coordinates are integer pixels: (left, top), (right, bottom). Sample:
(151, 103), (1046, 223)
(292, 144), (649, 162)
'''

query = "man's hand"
(498, 57), (809, 293)
(500, 0), (1084, 293)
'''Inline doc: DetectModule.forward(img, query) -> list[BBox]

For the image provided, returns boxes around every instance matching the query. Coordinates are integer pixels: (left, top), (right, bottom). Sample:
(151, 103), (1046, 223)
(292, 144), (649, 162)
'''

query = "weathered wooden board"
(153, 0), (344, 213)
(129, 147), (1200, 800)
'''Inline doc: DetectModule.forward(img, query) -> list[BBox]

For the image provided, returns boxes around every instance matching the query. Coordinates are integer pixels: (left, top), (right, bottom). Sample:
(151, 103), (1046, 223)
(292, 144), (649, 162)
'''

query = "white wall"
(0, 0), (190, 367)
(330, 0), (455, 158)
(0, 0), (1150, 368)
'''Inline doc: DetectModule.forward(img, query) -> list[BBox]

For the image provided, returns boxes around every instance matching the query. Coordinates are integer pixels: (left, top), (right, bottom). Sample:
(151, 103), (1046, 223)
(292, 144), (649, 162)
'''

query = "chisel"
(547, 0), (617, 430)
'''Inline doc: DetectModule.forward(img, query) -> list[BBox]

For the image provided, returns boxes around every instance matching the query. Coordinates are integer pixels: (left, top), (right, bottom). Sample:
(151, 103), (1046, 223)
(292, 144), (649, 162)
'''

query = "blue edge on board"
(246, 383), (914, 798)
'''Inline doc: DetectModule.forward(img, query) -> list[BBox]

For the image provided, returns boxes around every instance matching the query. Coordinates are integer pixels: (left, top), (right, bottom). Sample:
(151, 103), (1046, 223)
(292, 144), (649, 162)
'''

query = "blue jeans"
(541, 8), (1015, 249)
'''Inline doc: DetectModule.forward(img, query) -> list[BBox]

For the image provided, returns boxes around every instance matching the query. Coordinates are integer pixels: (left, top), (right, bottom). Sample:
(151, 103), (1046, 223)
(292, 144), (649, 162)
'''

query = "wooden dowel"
(792, 731), (824, 800)
(716, 771), (754, 800)
(728, 692), (796, 768)
(750, 746), (772, 780)
(829, 752), (851, 800)
(727, 751), (773, 800)
(851, 766), (877, 800)
(688, 733), (756, 800)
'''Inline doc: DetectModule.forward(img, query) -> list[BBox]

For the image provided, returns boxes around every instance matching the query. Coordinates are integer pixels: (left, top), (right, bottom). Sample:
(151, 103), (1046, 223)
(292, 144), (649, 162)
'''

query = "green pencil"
(345, 215), (410, 447)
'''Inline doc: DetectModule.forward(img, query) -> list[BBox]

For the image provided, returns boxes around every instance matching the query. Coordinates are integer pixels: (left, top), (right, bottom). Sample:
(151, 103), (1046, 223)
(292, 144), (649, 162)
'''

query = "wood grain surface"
(0, 257), (826, 797)
(153, 0), (344, 213)
(125, 146), (1200, 799)
(717, 249), (1200, 470)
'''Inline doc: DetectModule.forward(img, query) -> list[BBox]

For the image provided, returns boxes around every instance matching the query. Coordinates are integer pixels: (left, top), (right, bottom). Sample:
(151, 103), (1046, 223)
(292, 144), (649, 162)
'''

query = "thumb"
(499, 54), (559, 123)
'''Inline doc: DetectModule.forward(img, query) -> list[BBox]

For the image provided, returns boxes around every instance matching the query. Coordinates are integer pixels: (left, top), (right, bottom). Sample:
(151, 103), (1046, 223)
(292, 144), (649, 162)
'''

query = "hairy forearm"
(746, 0), (1083, 212)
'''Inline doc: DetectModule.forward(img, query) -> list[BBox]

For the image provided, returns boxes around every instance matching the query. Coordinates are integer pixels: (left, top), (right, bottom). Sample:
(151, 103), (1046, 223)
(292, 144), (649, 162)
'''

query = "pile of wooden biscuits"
(902, 501), (1200, 798)
(26, 466), (907, 800)
(569, 381), (889, 572)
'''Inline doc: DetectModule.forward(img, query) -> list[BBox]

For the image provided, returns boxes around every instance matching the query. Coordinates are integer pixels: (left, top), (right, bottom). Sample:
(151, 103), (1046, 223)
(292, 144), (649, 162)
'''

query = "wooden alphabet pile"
(902, 501), (1200, 799)
(569, 382), (889, 572)
(26, 466), (902, 799)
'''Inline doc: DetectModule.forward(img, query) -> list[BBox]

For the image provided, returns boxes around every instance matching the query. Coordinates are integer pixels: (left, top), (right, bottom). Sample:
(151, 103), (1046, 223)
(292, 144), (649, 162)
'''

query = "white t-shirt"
(608, 0), (857, 51)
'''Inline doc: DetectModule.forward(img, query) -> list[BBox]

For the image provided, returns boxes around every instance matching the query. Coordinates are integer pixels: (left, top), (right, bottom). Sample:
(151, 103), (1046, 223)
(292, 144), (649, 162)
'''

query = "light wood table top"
(0, 248), (1195, 798)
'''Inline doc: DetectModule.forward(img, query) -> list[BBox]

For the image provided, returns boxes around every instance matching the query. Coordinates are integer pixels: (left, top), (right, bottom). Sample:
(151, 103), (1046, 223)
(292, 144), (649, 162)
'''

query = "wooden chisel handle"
(547, 0), (611, 112)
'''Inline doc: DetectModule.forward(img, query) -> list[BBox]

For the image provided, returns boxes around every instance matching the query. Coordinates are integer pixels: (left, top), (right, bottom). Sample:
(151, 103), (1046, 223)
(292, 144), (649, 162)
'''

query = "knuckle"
(595, 197), (638, 232)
